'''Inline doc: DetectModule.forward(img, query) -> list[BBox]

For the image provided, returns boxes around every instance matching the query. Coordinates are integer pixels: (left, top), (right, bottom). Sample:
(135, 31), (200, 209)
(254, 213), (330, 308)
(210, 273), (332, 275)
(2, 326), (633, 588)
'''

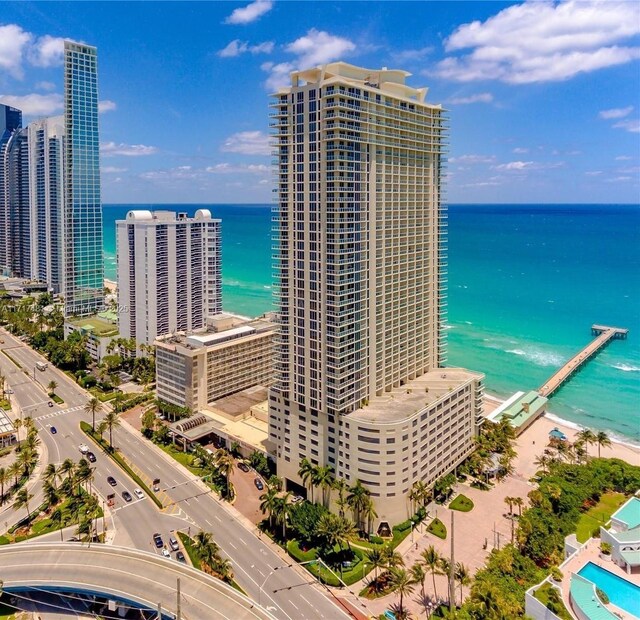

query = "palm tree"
(215, 449), (235, 499)
(362, 495), (378, 535)
(84, 397), (101, 432)
(504, 496), (515, 516)
(533, 453), (550, 475)
(313, 465), (335, 508)
(383, 547), (405, 570)
(595, 431), (611, 458)
(367, 546), (386, 583)
(13, 488), (33, 523)
(96, 419), (108, 442)
(389, 568), (415, 618)
(455, 562), (471, 607)
(576, 428), (596, 457)
(274, 493), (293, 539)
(347, 479), (370, 530)
(333, 478), (349, 517)
(298, 458), (315, 503)
(411, 561), (427, 597)
(8, 461), (21, 486)
(259, 487), (279, 531)
(50, 507), (64, 541)
(0, 466), (7, 504)
(47, 379), (58, 396)
(103, 411), (121, 449)
(59, 458), (76, 482)
(513, 496), (524, 517)
(0, 372), (5, 399)
(421, 545), (442, 601)
(42, 481), (59, 507)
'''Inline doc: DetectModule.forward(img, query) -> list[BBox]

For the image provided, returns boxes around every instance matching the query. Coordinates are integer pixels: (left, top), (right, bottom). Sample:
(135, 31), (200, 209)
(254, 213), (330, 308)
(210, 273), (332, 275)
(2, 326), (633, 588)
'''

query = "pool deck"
(561, 538), (640, 619)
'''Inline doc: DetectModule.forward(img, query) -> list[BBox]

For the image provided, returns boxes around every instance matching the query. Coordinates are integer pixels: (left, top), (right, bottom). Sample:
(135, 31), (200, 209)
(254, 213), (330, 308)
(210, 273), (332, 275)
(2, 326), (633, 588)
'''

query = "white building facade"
(268, 62), (484, 526)
(116, 209), (222, 347)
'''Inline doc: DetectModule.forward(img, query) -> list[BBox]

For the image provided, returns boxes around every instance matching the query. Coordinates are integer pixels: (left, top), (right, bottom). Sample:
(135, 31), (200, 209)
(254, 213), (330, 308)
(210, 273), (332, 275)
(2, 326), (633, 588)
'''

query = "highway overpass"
(0, 542), (277, 620)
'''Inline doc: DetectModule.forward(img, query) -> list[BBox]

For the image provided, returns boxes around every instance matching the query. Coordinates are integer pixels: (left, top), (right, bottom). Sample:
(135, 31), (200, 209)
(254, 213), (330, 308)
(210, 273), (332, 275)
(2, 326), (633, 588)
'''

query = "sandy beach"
(104, 278), (117, 294)
(483, 393), (640, 477)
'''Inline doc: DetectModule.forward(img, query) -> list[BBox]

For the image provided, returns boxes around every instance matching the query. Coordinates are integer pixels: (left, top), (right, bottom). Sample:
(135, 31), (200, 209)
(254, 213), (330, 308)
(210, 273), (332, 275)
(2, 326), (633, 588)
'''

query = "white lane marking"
(240, 538), (248, 546)
(228, 542), (237, 550)
(214, 515), (222, 523)
(205, 519), (213, 527)
(289, 601), (299, 611)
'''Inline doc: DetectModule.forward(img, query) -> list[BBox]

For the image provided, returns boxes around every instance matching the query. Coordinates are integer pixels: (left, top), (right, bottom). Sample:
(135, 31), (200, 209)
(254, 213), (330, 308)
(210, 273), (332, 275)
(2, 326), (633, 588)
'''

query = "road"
(0, 330), (352, 620)
(0, 542), (277, 620)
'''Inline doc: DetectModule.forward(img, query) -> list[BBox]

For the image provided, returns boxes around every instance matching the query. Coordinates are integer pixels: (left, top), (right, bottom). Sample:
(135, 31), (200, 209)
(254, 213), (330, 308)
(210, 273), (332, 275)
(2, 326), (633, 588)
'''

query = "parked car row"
(153, 532), (185, 562)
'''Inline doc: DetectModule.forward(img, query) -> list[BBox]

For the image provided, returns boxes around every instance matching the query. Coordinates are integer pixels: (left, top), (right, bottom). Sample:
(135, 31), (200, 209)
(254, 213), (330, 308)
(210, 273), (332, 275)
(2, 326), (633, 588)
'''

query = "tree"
(289, 501), (328, 543)
(347, 479), (370, 530)
(316, 512), (342, 554)
(0, 372), (5, 399)
(333, 478), (349, 518)
(47, 379), (58, 396)
(59, 458), (76, 482)
(13, 487), (33, 523)
(0, 466), (8, 504)
(215, 449), (235, 500)
(362, 495), (378, 535)
(455, 562), (471, 607)
(512, 497), (524, 517)
(595, 431), (611, 458)
(576, 428), (596, 457)
(313, 465), (334, 508)
(96, 419), (108, 442)
(259, 487), (279, 531)
(141, 409), (156, 435)
(8, 461), (21, 486)
(103, 411), (121, 449)
(43, 481), (59, 507)
(84, 397), (101, 432)
(367, 546), (386, 583)
(298, 458), (315, 503)
(504, 496), (515, 516)
(389, 568), (415, 618)
(50, 507), (64, 541)
(421, 545), (442, 601)
(43, 463), (60, 489)
(434, 473), (456, 501)
(410, 561), (427, 597)
(273, 493), (293, 539)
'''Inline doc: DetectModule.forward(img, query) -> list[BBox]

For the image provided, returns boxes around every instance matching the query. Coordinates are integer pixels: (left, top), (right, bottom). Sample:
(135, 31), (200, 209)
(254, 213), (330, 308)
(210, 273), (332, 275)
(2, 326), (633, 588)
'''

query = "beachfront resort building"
(600, 496), (640, 574)
(155, 312), (276, 410)
(116, 209), (222, 348)
(268, 62), (484, 526)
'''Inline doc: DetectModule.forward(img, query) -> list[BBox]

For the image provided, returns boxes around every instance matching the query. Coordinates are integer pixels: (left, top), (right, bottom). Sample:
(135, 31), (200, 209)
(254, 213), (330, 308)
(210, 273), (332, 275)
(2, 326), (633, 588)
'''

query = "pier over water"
(538, 325), (629, 398)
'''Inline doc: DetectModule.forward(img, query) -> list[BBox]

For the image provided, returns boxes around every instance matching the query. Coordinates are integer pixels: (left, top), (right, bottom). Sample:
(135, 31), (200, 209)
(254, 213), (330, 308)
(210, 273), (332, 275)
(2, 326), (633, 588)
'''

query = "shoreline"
(484, 391), (640, 465)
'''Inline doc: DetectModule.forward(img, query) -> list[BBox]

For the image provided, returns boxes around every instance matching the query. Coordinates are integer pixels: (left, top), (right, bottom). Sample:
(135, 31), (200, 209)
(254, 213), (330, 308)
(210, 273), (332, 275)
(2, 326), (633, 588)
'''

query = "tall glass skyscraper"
(63, 40), (104, 316)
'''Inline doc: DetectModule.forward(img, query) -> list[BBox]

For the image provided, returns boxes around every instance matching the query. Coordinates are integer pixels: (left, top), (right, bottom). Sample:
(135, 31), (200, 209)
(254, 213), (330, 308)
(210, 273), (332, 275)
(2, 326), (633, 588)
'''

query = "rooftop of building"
(612, 496), (640, 531)
(209, 385), (269, 419)
(116, 208), (219, 224)
(155, 313), (276, 353)
(486, 390), (548, 431)
(347, 367), (483, 425)
(66, 312), (119, 337)
(0, 408), (15, 436)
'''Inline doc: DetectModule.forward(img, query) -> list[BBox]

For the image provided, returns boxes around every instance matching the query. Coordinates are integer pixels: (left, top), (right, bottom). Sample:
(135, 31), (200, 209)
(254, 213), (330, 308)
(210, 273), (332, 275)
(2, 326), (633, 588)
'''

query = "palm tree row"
(194, 530), (234, 582)
(0, 417), (39, 505)
(576, 428), (612, 459)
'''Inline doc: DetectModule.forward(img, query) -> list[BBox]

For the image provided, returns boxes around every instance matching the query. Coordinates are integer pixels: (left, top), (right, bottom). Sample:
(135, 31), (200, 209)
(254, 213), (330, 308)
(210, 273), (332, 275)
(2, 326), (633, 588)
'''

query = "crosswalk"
(34, 404), (85, 421)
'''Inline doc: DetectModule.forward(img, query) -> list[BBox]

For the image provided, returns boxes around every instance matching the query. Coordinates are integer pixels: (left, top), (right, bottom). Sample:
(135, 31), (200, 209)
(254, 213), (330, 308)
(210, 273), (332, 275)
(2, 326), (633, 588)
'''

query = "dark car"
(47, 401), (54, 408)
(50, 426), (57, 434)
(86, 452), (96, 463)
(176, 551), (186, 563)
(122, 491), (132, 502)
(107, 476), (117, 486)
(238, 462), (250, 473)
(254, 477), (264, 491)
(153, 533), (163, 548)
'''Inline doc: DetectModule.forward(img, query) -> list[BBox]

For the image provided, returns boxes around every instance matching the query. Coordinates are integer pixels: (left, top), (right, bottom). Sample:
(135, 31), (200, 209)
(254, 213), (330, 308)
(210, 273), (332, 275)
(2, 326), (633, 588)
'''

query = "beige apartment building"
(155, 313), (276, 411)
(268, 62), (484, 527)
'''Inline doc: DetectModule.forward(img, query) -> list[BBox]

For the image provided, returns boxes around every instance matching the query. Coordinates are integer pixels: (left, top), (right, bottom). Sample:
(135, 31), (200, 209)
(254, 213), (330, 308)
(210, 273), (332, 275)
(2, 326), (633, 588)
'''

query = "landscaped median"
(80, 421), (163, 509)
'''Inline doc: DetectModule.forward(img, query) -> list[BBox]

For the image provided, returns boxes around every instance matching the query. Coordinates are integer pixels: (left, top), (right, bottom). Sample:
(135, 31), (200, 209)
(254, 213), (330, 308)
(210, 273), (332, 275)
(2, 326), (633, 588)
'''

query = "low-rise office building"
(155, 313), (276, 411)
(63, 310), (119, 363)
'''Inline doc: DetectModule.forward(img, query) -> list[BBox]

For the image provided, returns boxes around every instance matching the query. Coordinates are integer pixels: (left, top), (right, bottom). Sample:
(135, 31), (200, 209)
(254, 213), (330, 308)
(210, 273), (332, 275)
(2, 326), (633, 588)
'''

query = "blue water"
(578, 562), (640, 617)
(102, 203), (640, 443)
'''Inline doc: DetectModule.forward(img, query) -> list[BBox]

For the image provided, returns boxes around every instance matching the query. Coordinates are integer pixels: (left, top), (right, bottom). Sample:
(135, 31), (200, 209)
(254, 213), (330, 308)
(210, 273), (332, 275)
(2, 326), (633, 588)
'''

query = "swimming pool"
(578, 562), (640, 618)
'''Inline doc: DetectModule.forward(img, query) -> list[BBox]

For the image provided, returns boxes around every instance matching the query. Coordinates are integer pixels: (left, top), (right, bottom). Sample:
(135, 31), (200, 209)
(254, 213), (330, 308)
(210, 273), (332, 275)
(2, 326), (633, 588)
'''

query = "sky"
(0, 0), (639, 204)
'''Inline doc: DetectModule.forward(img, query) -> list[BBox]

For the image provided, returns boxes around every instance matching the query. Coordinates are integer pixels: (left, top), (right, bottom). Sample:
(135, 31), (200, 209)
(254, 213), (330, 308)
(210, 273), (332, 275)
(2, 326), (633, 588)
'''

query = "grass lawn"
(427, 517), (447, 539)
(576, 492), (627, 543)
(533, 582), (572, 620)
(157, 443), (208, 477)
(89, 387), (118, 402)
(0, 399), (10, 410)
(49, 393), (64, 404)
(450, 494), (474, 512)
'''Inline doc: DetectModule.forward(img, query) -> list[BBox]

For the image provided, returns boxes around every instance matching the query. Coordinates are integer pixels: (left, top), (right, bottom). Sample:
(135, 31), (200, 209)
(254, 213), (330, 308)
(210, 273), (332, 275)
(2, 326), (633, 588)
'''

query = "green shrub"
(596, 588), (609, 604)
(370, 535), (384, 545)
(427, 518), (447, 539)
(450, 494), (474, 512)
(395, 519), (412, 532)
(287, 539), (317, 563)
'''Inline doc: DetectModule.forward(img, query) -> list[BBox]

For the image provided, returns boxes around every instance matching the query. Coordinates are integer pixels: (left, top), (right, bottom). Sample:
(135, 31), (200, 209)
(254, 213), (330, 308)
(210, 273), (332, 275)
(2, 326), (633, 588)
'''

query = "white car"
(161, 547), (170, 558)
(79, 444), (89, 454)
(134, 488), (144, 499)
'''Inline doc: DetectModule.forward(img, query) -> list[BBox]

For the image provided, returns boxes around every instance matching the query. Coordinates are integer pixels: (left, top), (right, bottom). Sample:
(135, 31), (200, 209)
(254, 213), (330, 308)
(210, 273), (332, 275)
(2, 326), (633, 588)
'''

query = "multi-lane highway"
(0, 329), (351, 620)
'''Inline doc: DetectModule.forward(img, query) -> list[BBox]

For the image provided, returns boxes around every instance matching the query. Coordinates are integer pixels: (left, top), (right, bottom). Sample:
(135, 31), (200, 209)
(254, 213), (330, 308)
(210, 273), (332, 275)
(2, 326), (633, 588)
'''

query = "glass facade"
(63, 41), (104, 316)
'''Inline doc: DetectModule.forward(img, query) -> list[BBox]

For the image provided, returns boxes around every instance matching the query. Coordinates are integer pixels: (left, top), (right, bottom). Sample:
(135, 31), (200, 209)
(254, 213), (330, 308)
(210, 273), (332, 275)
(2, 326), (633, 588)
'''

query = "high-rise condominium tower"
(269, 63), (484, 526)
(0, 104), (23, 275)
(116, 210), (222, 347)
(63, 41), (104, 316)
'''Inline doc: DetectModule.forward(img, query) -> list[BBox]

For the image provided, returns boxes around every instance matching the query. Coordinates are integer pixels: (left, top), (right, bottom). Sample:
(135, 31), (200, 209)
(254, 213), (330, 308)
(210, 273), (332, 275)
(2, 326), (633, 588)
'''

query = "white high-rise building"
(268, 63), (484, 527)
(116, 209), (222, 347)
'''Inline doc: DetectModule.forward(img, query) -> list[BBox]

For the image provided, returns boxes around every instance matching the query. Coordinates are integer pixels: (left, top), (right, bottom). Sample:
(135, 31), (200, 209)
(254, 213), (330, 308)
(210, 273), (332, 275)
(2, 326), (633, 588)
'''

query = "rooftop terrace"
(613, 497), (640, 531)
(67, 313), (118, 337)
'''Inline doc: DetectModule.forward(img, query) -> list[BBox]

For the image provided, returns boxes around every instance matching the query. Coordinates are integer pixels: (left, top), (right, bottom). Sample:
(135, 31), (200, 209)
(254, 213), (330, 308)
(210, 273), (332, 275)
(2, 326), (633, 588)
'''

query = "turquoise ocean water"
(103, 204), (640, 444)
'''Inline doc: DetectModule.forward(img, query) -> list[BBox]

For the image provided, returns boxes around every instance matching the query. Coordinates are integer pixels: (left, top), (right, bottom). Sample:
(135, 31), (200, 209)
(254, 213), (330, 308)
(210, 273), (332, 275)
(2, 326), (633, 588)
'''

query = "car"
(107, 476), (117, 486)
(134, 488), (144, 500)
(50, 426), (57, 434)
(169, 536), (179, 551)
(176, 551), (186, 563)
(153, 533), (163, 548)
(153, 481), (161, 492)
(291, 495), (303, 504)
(238, 462), (250, 473)
(47, 401), (54, 408)
(254, 477), (264, 491)
(86, 452), (96, 463)
(122, 491), (132, 502)
(7, 389), (13, 394)
(161, 547), (170, 558)
(79, 444), (89, 454)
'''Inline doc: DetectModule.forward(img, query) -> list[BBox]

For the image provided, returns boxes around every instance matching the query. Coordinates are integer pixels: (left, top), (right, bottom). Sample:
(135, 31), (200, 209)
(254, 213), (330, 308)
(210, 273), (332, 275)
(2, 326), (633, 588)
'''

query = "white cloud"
(262, 29), (356, 90)
(495, 160), (565, 171)
(449, 154), (496, 164)
(599, 106), (633, 119)
(205, 163), (269, 174)
(140, 163), (269, 182)
(605, 176), (632, 182)
(497, 161), (533, 171)
(615, 155), (632, 160)
(218, 39), (274, 58)
(585, 170), (603, 176)
(98, 100), (117, 113)
(513, 147), (529, 154)
(35, 80), (56, 91)
(0, 93), (62, 116)
(435, 1), (640, 83)
(613, 118), (640, 133)
(448, 92), (493, 105)
(391, 46), (433, 62)
(221, 130), (270, 155)
(225, 0), (273, 25)
(0, 24), (32, 78)
(101, 166), (128, 173)
(101, 142), (158, 157)
(28, 35), (64, 68)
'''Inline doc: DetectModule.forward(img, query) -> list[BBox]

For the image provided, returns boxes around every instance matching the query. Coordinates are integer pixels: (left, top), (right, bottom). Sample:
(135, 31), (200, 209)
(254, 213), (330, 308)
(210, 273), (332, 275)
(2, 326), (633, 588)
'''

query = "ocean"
(103, 204), (640, 444)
